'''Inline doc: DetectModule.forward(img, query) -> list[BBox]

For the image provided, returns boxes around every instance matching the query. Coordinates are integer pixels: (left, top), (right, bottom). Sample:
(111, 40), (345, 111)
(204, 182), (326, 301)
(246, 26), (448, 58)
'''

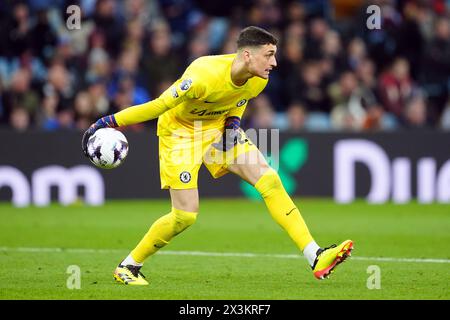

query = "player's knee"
(258, 163), (271, 177)
(172, 208), (198, 234)
(263, 170), (283, 191)
(172, 195), (199, 213)
(254, 169), (283, 198)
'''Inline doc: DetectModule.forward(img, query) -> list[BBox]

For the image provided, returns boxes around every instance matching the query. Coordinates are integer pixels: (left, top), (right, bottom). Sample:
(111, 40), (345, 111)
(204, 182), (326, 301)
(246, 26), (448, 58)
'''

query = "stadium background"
(0, 0), (449, 301)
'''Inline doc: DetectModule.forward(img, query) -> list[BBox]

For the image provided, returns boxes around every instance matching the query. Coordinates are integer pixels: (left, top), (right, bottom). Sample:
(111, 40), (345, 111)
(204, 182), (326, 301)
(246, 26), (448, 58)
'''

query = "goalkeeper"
(82, 26), (353, 285)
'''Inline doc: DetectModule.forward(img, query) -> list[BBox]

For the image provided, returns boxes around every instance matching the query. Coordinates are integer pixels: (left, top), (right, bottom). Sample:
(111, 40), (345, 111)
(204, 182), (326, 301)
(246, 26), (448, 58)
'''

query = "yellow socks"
(130, 207), (197, 263)
(255, 169), (314, 251)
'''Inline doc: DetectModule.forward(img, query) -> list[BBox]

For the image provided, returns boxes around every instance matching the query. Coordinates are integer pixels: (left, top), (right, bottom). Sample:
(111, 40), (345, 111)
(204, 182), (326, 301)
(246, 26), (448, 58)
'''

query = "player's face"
(248, 44), (277, 79)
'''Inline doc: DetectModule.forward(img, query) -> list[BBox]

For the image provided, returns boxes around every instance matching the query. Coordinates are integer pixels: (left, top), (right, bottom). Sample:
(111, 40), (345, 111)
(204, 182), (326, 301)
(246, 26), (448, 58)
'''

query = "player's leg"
(204, 131), (319, 259)
(128, 188), (198, 261)
(130, 188), (198, 263)
(226, 149), (353, 279)
(169, 188), (199, 212)
(114, 189), (199, 285)
(226, 150), (319, 259)
(114, 134), (201, 285)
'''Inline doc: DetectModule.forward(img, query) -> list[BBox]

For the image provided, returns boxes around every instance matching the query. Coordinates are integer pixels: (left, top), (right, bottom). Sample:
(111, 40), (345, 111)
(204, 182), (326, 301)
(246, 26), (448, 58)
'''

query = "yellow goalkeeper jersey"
(114, 54), (268, 136)
(157, 54), (268, 135)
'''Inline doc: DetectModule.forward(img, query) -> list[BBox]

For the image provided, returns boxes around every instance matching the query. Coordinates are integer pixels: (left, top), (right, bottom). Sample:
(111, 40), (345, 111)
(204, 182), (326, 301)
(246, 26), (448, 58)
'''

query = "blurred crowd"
(0, 0), (449, 132)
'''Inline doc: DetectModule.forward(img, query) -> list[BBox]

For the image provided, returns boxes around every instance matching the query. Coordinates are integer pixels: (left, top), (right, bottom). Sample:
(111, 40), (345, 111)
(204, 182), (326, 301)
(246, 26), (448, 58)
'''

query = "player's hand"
(81, 125), (97, 158)
(212, 127), (241, 151)
(81, 115), (118, 158)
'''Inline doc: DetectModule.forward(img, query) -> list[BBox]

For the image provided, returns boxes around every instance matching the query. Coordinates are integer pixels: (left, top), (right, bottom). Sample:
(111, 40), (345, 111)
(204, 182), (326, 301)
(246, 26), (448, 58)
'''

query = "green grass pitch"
(0, 199), (449, 300)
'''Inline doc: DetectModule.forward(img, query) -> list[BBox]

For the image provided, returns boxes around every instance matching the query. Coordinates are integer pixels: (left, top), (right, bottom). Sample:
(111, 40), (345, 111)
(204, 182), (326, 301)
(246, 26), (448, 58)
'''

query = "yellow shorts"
(159, 127), (258, 189)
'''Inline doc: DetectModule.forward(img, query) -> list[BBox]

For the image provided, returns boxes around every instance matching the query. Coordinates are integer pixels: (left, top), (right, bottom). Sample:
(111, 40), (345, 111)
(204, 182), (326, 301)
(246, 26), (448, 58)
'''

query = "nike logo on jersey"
(286, 208), (297, 216)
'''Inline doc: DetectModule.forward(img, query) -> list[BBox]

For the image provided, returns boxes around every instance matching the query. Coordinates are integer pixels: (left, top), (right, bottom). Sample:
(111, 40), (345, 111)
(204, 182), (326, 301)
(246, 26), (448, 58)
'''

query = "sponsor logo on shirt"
(190, 108), (228, 116)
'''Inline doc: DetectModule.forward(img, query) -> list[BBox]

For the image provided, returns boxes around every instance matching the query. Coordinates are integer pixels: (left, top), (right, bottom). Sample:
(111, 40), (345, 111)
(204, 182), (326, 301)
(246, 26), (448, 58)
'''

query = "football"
(86, 128), (129, 169)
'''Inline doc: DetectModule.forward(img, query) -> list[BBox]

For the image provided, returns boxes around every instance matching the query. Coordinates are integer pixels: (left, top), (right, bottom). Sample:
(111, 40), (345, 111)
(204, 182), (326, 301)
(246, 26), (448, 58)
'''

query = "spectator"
(347, 37), (367, 71)
(329, 70), (366, 130)
(10, 106), (30, 131)
(421, 16), (450, 123)
(187, 31), (211, 64)
(87, 77), (109, 117)
(93, 0), (124, 59)
(284, 1), (306, 24)
(2, 68), (39, 123)
(37, 93), (76, 131)
(378, 57), (415, 120)
(278, 21), (306, 86)
(304, 17), (329, 60)
(74, 91), (95, 130)
(394, 1), (425, 80)
(5, 2), (32, 58)
(356, 58), (377, 95)
(54, 36), (83, 85)
(142, 22), (181, 97)
(30, 9), (58, 64)
(159, 0), (204, 48)
(36, 93), (59, 130)
(278, 37), (303, 82)
(355, 58), (398, 130)
(86, 30), (111, 84)
(123, 0), (163, 32)
(256, 0), (283, 29)
(220, 25), (240, 54)
(403, 92), (429, 128)
(122, 20), (145, 54)
(246, 94), (276, 129)
(44, 62), (75, 109)
(56, 106), (75, 130)
(286, 101), (307, 131)
(108, 48), (149, 104)
(116, 74), (150, 106)
(322, 30), (345, 70)
(286, 61), (332, 114)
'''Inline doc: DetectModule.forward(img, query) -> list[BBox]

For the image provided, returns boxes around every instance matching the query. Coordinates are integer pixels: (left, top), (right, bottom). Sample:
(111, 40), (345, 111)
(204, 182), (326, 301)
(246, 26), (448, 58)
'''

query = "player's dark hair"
(237, 26), (278, 49)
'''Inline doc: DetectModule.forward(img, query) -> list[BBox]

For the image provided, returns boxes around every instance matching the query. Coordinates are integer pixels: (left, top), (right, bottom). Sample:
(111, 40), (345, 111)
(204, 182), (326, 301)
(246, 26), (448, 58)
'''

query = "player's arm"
(81, 76), (205, 157)
(113, 77), (204, 125)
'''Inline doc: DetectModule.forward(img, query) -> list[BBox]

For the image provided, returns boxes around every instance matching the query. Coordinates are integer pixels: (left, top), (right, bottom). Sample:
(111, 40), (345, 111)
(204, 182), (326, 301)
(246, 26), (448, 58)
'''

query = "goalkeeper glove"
(81, 115), (118, 158)
(212, 116), (242, 151)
